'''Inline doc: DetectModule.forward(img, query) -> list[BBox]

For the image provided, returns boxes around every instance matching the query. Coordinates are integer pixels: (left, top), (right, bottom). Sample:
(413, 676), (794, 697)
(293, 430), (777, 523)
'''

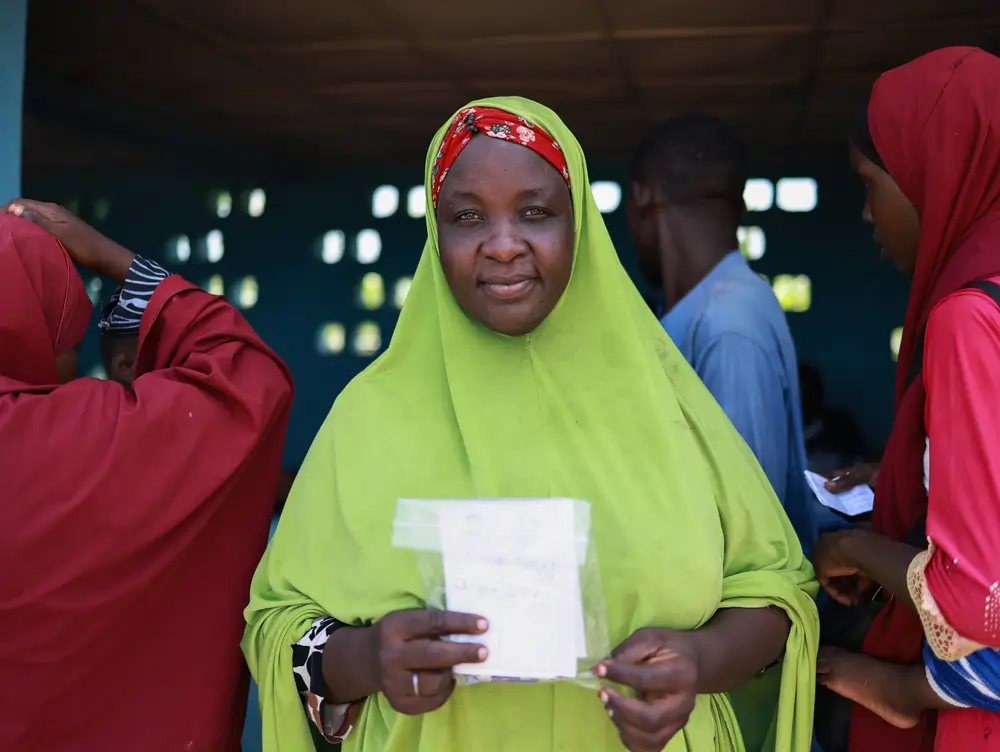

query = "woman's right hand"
(824, 462), (880, 494)
(371, 609), (488, 715)
(4, 200), (135, 283)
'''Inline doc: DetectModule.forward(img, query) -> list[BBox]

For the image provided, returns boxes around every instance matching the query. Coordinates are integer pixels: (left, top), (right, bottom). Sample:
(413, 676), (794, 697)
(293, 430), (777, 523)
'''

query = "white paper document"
(804, 470), (875, 517)
(438, 498), (584, 680)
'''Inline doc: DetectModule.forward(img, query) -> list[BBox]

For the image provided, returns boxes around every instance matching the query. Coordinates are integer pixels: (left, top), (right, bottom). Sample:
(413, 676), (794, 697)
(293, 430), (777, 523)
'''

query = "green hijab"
(243, 97), (818, 752)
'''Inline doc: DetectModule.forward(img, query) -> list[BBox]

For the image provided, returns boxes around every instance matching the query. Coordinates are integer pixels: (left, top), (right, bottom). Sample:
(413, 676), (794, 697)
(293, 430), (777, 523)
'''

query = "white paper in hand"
(804, 470), (875, 517)
(438, 499), (582, 680)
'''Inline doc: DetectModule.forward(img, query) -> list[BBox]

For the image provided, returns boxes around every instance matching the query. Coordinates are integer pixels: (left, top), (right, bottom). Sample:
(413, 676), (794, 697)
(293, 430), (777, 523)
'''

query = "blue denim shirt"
(662, 252), (816, 553)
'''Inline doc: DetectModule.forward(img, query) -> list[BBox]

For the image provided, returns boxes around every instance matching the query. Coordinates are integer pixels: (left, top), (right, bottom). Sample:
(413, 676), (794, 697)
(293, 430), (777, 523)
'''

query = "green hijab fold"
(244, 96), (818, 752)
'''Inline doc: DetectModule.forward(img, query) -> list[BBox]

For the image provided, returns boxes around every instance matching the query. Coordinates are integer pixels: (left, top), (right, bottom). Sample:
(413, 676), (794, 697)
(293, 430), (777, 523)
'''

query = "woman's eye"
(523, 207), (549, 218)
(456, 211), (481, 222)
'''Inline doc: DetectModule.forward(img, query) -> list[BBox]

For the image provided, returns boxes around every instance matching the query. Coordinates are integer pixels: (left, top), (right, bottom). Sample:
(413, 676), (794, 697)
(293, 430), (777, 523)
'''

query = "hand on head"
(4, 199), (135, 283)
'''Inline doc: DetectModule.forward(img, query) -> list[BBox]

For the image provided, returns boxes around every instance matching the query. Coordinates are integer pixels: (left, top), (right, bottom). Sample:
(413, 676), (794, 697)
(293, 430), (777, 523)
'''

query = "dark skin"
(596, 611), (790, 752)
(322, 610), (490, 715)
(101, 335), (138, 387)
(5, 199), (136, 383)
(5, 199), (135, 284)
(437, 135), (574, 336)
(626, 166), (742, 313)
(824, 462), (879, 494)
(812, 144), (956, 729)
(849, 144), (921, 276)
(323, 135), (791, 751)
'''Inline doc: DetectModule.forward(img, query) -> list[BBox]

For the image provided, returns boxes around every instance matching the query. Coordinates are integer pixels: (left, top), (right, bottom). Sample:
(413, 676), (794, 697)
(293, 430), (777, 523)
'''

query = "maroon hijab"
(0, 215), (91, 386)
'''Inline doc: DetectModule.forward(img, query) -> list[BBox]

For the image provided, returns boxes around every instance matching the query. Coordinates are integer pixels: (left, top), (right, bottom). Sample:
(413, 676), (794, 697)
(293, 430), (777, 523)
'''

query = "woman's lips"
(481, 278), (536, 299)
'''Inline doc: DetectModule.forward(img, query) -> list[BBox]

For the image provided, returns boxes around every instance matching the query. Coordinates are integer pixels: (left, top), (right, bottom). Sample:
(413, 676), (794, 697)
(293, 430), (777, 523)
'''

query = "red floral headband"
(430, 107), (571, 207)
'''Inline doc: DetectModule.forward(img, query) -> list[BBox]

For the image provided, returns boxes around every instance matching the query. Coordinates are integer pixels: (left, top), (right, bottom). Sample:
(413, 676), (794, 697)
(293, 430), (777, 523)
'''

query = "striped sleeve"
(98, 256), (171, 334)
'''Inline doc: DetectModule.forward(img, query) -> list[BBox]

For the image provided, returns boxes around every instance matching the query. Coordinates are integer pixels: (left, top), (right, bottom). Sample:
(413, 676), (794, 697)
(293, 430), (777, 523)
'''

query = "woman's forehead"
(441, 137), (568, 197)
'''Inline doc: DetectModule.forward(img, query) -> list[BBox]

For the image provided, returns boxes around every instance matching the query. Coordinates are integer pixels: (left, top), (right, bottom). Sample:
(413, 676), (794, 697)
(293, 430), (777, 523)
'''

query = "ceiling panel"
(623, 35), (814, 77)
(821, 28), (1000, 73)
(20, 0), (1000, 171)
(262, 48), (442, 88)
(378, 0), (602, 39)
(433, 39), (618, 78)
(138, 0), (385, 47)
(605, 0), (822, 31)
(830, 0), (994, 25)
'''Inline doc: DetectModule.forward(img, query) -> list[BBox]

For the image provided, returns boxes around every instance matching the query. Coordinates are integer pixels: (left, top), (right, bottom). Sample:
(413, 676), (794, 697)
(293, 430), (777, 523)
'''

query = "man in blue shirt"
(626, 114), (817, 553)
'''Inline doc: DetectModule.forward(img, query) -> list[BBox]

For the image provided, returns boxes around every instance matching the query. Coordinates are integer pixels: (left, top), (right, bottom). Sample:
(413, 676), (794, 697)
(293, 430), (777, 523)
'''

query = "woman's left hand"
(812, 530), (871, 606)
(596, 628), (698, 752)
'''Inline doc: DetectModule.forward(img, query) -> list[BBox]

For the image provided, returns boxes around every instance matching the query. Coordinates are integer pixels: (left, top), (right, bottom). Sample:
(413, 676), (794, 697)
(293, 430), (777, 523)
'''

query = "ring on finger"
(412, 671), (420, 697)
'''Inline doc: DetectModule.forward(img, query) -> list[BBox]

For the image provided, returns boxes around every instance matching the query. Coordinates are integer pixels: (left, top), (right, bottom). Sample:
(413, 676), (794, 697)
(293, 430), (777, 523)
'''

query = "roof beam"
(234, 18), (1000, 54)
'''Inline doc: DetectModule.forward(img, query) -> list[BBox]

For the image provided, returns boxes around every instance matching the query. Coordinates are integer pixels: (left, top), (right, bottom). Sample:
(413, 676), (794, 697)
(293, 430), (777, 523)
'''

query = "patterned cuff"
(98, 256), (171, 334)
(907, 545), (986, 661)
(292, 617), (360, 743)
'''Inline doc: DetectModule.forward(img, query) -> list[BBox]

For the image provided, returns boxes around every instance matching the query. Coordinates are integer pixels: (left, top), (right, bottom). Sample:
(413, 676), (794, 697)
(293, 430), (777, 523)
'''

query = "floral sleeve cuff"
(291, 617), (362, 743)
(98, 256), (171, 334)
(907, 544), (986, 661)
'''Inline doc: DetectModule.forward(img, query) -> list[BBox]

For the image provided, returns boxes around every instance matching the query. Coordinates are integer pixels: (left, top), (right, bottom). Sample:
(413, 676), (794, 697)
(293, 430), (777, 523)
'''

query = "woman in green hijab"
(243, 98), (818, 752)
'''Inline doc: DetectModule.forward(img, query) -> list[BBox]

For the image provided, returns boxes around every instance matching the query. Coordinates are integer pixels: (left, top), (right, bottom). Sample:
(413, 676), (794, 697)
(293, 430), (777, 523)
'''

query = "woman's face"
(850, 143), (921, 275)
(437, 136), (574, 336)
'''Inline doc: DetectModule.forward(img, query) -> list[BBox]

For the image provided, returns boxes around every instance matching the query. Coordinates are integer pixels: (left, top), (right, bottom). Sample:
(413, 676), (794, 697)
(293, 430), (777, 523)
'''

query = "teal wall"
(24, 154), (910, 461)
(0, 0), (26, 199)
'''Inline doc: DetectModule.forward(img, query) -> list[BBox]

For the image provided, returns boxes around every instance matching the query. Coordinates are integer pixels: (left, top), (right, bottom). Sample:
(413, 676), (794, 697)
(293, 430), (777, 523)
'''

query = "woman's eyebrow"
(443, 186), (548, 204)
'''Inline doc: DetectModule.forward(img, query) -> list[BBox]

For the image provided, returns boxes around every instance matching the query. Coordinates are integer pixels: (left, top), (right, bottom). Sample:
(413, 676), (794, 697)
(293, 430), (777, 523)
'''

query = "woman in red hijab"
(810, 47), (1000, 752)
(0, 201), (293, 751)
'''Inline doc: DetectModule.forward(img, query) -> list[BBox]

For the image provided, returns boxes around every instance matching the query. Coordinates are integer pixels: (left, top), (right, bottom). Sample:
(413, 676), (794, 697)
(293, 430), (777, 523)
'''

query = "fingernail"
(598, 690), (608, 704)
(607, 708), (614, 718)
(476, 618), (488, 632)
(10, 204), (23, 216)
(477, 647), (488, 661)
(595, 663), (607, 677)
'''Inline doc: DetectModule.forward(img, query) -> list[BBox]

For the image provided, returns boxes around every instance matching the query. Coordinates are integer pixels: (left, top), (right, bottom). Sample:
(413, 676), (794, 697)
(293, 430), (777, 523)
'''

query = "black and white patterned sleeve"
(98, 256), (171, 334)
(291, 617), (359, 743)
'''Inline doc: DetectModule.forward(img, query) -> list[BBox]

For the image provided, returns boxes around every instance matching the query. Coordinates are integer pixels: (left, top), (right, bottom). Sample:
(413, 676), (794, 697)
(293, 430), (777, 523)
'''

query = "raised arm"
(3, 202), (294, 550)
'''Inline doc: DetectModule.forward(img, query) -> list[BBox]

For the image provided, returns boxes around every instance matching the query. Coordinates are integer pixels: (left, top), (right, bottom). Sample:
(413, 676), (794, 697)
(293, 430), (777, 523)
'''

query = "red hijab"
(0, 215), (92, 387)
(851, 47), (1000, 751)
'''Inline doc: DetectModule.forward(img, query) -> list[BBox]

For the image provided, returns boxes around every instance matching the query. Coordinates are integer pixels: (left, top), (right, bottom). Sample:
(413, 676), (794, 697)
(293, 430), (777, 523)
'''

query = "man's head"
(100, 331), (138, 386)
(627, 114), (748, 290)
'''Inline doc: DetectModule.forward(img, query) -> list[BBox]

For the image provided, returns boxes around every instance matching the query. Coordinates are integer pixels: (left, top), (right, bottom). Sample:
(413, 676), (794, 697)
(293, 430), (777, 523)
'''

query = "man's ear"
(629, 179), (654, 211)
(111, 349), (136, 384)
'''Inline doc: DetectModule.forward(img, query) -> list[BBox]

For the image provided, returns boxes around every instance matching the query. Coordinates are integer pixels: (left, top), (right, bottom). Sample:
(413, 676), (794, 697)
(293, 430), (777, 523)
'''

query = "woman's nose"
(481, 222), (527, 263)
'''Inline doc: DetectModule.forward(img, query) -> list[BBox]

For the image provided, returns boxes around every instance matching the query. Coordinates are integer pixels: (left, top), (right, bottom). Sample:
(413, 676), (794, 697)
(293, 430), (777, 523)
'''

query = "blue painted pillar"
(0, 0), (27, 201)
